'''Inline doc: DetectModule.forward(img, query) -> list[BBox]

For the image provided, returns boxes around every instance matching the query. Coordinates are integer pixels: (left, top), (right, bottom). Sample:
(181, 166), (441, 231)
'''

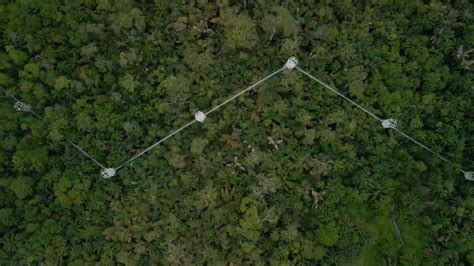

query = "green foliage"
(190, 137), (209, 155)
(239, 197), (261, 230)
(222, 13), (259, 50)
(260, 6), (300, 40)
(9, 176), (33, 200)
(0, 0), (472, 264)
(53, 176), (91, 208)
(0, 208), (15, 229)
(5, 45), (28, 65)
(0, 73), (14, 86)
(54, 76), (71, 91)
(316, 222), (339, 247)
(119, 73), (138, 92)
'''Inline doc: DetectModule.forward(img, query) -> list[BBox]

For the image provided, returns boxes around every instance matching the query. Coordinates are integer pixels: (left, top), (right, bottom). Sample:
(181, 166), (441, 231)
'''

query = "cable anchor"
(14, 101), (31, 112)
(284, 57), (298, 70)
(195, 111), (206, 122)
(465, 172), (473, 181)
(381, 118), (397, 129)
(101, 168), (116, 179)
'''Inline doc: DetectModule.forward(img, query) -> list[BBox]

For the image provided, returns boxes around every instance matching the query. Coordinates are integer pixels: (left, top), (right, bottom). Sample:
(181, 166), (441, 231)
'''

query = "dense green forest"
(0, 0), (473, 264)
